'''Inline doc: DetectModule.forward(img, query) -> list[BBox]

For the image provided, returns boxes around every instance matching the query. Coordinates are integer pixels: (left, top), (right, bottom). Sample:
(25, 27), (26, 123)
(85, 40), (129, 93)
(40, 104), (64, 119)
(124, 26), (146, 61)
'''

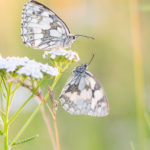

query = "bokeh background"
(0, 0), (150, 150)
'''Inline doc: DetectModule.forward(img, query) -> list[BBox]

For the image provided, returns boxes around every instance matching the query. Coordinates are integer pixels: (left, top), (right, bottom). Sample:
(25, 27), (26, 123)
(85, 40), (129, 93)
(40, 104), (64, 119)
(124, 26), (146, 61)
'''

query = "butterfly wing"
(21, 0), (70, 50)
(60, 71), (109, 117)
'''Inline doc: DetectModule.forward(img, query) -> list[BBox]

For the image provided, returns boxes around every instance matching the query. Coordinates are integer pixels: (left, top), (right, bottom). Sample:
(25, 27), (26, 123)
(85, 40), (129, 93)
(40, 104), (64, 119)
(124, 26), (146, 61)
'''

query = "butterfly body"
(60, 64), (109, 117)
(21, 0), (77, 50)
(61, 35), (76, 49)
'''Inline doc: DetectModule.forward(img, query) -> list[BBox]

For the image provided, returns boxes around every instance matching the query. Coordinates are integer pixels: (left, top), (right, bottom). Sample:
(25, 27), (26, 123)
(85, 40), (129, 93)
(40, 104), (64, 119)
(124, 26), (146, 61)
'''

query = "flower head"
(43, 49), (80, 62)
(0, 55), (59, 79)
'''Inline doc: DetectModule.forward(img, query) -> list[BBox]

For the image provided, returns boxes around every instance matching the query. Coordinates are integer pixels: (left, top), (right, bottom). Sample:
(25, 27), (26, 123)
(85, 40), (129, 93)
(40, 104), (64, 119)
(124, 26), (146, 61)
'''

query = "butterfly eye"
(83, 64), (88, 68)
(72, 36), (76, 40)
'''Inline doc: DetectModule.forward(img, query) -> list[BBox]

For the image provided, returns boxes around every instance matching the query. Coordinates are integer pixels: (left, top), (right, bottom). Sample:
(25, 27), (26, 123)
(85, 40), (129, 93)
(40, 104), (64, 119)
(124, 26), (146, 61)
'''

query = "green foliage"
(0, 70), (6, 78)
(11, 135), (39, 146)
(0, 0), (150, 150)
(0, 49), (73, 150)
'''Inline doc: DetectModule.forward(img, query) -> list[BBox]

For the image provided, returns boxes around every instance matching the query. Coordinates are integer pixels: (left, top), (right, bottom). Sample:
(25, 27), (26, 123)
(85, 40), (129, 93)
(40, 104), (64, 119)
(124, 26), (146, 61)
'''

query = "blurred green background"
(0, 0), (150, 150)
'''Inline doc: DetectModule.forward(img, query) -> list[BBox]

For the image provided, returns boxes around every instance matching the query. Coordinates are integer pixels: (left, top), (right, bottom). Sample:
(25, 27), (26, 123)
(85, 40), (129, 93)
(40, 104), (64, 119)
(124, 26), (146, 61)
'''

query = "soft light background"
(0, 0), (150, 150)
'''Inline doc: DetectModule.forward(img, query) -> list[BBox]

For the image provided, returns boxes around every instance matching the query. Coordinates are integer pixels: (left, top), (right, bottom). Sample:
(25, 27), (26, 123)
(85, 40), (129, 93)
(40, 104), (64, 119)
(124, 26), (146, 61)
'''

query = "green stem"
(0, 78), (6, 109)
(44, 71), (63, 100)
(51, 73), (62, 90)
(51, 62), (70, 90)
(9, 83), (21, 105)
(4, 82), (12, 150)
(8, 82), (42, 125)
(10, 101), (44, 147)
(0, 109), (5, 116)
(9, 76), (58, 147)
(0, 92), (5, 121)
(10, 62), (69, 148)
(8, 94), (34, 125)
(2, 77), (8, 93)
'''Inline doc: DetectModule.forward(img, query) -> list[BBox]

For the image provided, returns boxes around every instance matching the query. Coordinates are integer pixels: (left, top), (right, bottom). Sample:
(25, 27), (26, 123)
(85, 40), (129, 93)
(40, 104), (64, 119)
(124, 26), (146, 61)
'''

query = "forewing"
(60, 71), (109, 117)
(21, 0), (70, 50)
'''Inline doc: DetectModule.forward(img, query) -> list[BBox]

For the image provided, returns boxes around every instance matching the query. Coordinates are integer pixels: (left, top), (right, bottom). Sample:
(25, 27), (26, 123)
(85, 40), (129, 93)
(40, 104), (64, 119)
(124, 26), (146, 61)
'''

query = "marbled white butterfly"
(60, 56), (109, 117)
(21, 0), (94, 50)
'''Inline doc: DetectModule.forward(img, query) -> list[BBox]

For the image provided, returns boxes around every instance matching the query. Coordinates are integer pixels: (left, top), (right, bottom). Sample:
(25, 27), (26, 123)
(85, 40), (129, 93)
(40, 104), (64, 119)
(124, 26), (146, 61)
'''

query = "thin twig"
(130, 0), (147, 149)
(10, 101), (44, 147)
(45, 103), (55, 120)
(48, 87), (60, 150)
(53, 117), (60, 150)
(36, 98), (57, 150)
(33, 81), (57, 150)
(18, 80), (46, 103)
(0, 109), (5, 116)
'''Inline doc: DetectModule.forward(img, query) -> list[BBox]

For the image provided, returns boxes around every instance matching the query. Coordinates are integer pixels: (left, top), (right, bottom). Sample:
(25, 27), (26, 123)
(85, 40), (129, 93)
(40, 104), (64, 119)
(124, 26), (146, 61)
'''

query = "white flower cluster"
(0, 55), (59, 79)
(43, 49), (80, 62)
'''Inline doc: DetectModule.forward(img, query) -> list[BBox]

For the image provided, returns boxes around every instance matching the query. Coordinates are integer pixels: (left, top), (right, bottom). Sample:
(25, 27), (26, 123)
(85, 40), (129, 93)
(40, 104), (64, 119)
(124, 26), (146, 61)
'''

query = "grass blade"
(11, 134), (39, 146)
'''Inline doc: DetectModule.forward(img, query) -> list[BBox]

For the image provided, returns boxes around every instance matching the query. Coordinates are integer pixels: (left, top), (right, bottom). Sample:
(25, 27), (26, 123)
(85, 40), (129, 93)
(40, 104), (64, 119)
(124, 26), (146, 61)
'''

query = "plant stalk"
(130, 0), (147, 149)
(10, 101), (44, 147)
(4, 82), (12, 150)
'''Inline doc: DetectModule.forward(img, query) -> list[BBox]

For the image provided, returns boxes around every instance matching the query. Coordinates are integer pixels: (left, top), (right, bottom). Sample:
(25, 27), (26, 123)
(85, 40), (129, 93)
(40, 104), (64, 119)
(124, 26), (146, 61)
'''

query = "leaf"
(11, 134), (39, 146)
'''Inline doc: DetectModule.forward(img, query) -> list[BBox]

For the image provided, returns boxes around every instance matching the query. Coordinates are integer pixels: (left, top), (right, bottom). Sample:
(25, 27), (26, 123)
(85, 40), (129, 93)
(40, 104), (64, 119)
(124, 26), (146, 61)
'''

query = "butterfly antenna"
(75, 35), (95, 40)
(88, 51), (95, 66)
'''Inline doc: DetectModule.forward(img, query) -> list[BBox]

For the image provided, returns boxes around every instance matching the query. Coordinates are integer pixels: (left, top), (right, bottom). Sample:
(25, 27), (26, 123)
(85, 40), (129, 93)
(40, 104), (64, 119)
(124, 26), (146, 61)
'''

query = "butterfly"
(21, 0), (94, 50)
(59, 56), (109, 117)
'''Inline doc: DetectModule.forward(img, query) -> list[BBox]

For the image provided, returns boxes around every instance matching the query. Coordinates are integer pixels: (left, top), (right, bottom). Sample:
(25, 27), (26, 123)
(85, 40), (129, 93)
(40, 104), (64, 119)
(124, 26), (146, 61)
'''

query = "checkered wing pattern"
(60, 71), (109, 117)
(21, 0), (70, 50)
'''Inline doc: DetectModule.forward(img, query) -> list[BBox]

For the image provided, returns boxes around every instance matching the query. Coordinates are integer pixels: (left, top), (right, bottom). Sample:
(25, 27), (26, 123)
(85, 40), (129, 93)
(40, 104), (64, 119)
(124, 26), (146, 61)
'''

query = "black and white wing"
(21, 0), (70, 50)
(60, 71), (109, 117)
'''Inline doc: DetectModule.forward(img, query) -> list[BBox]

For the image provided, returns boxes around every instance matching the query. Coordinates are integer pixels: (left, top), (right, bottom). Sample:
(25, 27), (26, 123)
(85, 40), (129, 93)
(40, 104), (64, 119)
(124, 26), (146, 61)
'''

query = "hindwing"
(60, 71), (109, 117)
